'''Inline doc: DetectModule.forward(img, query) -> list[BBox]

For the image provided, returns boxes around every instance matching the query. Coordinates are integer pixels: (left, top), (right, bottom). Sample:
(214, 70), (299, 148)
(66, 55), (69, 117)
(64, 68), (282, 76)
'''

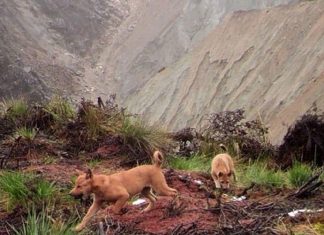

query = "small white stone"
(132, 198), (146, 205)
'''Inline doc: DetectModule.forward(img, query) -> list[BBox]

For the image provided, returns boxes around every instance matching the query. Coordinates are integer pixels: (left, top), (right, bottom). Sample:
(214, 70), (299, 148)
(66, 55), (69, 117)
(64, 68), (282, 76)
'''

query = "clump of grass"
(0, 171), (58, 211)
(0, 171), (31, 211)
(45, 96), (75, 124)
(1, 99), (28, 125)
(240, 161), (285, 188)
(10, 207), (76, 235)
(287, 161), (313, 187)
(168, 154), (211, 172)
(34, 180), (57, 204)
(118, 117), (170, 157)
(15, 127), (37, 141)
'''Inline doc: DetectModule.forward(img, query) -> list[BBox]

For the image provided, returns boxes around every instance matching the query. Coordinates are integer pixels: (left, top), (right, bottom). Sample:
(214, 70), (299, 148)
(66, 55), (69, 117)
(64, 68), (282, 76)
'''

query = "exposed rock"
(121, 0), (324, 144)
(1, 0), (323, 145)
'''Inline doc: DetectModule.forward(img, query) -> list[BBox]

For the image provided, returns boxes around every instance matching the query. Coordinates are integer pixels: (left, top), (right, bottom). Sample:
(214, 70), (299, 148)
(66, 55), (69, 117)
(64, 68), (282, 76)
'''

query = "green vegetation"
(10, 207), (76, 235)
(0, 171), (32, 211)
(2, 99), (28, 121)
(15, 127), (37, 141)
(0, 97), (322, 233)
(45, 96), (75, 124)
(0, 171), (58, 211)
(86, 159), (101, 168)
(241, 161), (285, 188)
(287, 161), (313, 187)
(168, 154), (211, 172)
(168, 154), (319, 190)
(118, 117), (170, 156)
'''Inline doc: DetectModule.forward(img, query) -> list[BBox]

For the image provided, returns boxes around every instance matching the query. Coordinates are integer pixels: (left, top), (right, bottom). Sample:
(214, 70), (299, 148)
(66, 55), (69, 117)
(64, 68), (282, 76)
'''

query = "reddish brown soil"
(101, 170), (221, 234)
(1, 161), (323, 235)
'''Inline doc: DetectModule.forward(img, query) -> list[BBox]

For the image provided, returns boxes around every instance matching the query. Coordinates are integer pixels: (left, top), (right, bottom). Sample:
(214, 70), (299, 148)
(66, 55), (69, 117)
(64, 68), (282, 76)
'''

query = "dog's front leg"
(74, 201), (101, 232)
(112, 194), (129, 214)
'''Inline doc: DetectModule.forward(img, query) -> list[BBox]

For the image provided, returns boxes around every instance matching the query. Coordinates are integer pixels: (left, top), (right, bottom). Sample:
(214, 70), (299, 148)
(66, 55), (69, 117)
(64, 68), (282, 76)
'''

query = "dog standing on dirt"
(69, 151), (177, 232)
(211, 146), (236, 189)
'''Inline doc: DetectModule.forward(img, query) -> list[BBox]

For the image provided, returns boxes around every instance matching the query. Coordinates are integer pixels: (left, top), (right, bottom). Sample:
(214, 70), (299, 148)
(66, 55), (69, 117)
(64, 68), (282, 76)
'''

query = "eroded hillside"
(122, 0), (324, 144)
(1, 0), (323, 144)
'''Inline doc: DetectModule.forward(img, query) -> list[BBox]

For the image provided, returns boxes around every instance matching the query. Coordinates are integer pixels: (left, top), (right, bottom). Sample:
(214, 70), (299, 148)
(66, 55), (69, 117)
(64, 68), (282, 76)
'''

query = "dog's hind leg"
(141, 187), (156, 212)
(154, 182), (178, 197)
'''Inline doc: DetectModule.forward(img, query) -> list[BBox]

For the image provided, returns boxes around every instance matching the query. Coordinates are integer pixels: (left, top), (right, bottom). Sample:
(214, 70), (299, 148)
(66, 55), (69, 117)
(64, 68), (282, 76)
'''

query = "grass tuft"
(287, 161), (313, 187)
(168, 154), (211, 172)
(15, 127), (37, 141)
(0, 171), (31, 211)
(0, 171), (58, 211)
(118, 117), (170, 156)
(240, 161), (285, 188)
(1, 99), (28, 124)
(10, 207), (76, 235)
(45, 96), (75, 124)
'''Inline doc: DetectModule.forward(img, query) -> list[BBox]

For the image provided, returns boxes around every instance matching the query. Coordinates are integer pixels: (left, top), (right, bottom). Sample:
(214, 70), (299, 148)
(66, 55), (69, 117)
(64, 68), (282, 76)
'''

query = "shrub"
(287, 161), (313, 187)
(201, 109), (274, 159)
(278, 112), (324, 166)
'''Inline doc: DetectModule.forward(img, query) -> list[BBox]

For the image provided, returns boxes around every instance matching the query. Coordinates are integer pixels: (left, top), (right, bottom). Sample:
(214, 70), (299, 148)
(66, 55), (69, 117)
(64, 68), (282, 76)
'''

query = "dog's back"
(112, 150), (176, 196)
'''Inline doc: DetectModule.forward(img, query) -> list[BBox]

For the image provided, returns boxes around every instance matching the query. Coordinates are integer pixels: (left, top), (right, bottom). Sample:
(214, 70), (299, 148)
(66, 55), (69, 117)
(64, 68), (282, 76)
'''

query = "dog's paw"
(121, 207), (128, 214)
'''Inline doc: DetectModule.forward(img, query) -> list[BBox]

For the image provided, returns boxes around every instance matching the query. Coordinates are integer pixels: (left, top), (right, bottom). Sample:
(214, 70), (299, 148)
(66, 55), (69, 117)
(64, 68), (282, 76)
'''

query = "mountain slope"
(122, 0), (324, 144)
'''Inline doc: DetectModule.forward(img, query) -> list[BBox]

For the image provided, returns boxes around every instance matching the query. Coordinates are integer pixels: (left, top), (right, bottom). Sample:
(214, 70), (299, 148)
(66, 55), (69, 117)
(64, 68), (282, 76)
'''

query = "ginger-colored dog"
(211, 153), (236, 189)
(69, 151), (177, 232)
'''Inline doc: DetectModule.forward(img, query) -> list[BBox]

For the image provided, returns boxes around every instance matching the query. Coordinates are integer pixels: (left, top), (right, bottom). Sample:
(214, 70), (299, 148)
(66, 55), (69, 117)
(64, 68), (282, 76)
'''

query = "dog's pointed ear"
(85, 168), (93, 179)
(75, 169), (83, 175)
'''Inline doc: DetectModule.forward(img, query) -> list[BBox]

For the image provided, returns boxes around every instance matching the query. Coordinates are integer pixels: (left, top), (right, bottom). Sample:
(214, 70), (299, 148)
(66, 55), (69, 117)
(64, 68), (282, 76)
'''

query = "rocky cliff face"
(122, 0), (324, 144)
(1, 0), (323, 144)
(0, 0), (129, 101)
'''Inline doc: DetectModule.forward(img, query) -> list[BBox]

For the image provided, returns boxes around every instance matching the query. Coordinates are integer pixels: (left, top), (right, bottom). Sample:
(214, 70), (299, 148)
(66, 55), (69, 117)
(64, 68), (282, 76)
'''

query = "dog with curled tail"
(69, 151), (177, 232)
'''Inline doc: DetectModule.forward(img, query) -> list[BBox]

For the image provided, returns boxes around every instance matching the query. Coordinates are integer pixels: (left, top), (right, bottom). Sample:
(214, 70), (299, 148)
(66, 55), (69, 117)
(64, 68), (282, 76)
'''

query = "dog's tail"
(153, 150), (163, 167)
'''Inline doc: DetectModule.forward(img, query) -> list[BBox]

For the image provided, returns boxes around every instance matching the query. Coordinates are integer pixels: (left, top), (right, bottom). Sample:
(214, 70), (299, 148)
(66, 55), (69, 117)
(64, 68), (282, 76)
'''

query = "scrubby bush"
(278, 112), (324, 167)
(200, 109), (274, 159)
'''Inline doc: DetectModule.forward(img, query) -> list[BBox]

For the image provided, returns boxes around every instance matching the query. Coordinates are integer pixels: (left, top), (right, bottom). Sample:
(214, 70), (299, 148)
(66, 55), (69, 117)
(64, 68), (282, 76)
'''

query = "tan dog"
(211, 152), (236, 189)
(69, 151), (177, 232)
